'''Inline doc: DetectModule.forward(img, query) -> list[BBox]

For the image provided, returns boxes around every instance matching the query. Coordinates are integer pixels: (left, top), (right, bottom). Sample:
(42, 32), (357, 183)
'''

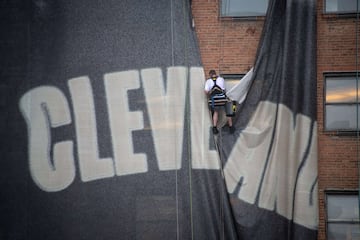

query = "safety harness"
(208, 77), (228, 110)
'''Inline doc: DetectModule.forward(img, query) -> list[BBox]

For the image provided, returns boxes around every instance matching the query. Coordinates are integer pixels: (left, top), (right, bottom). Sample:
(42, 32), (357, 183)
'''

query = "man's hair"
(209, 70), (216, 76)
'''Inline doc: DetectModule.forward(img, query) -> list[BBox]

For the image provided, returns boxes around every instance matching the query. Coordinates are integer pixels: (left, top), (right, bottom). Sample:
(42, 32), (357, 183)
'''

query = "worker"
(204, 69), (235, 134)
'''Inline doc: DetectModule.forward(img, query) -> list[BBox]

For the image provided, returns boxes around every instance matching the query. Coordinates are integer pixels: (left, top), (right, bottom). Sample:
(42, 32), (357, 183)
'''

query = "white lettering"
(292, 123), (318, 229)
(224, 101), (273, 202)
(104, 71), (147, 175)
(224, 101), (317, 229)
(18, 70), (317, 230)
(68, 77), (115, 182)
(190, 67), (220, 169)
(19, 86), (74, 192)
(141, 67), (187, 170)
(257, 104), (317, 229)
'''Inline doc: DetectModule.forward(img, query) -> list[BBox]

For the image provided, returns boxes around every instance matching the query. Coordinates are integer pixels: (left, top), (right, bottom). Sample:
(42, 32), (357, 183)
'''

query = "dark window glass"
(327, 223), (360, 240)
(325, 105), (360, 130)
(326, 194), (360, 240)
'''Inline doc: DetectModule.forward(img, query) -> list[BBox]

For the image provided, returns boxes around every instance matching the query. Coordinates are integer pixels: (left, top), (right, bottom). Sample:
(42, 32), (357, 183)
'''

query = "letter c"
(19, 86), (75, 192)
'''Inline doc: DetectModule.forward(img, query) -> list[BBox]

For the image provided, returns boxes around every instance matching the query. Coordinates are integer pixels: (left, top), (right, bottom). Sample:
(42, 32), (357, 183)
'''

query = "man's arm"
(218, 77), (226, 91)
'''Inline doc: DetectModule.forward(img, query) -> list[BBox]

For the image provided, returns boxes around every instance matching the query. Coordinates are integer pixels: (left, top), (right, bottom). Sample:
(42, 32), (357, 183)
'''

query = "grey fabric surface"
(1, 0), (318, 239)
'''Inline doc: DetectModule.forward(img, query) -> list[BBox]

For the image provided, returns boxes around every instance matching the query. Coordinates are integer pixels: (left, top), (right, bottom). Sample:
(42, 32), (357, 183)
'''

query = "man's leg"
(213, 110), (218, 127)
(227, 117), (232, 127)
(212, 110), (219, 134)
(228, 117), (235, 134)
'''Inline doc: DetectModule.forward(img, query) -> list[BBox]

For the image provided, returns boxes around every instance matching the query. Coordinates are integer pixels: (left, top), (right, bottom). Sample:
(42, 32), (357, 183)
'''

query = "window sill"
(322, 12), (360, 19)
(323, 130), (360, 137)
(220, 16), (266, 21)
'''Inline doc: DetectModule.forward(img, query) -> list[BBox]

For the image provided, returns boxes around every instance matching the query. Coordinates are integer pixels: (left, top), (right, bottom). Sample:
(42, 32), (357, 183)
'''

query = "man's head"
(209, 70), (217, 78)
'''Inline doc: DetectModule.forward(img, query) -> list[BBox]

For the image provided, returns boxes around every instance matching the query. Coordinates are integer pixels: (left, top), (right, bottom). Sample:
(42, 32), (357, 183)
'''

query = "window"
(324, 73), (360, 131)
(324, 0), (360, 14)
(221, 74), (245, 91)
(326, 192), (360, 240)
(221, 0), (268, 17)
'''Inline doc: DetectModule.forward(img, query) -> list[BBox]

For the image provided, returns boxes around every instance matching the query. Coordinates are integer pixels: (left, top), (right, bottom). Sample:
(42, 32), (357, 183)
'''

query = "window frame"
(325, 190), (360, 240)
(323, 0), (360, 15)
(221, 73), (246, 91)
(323, 72), (360, 133)
(220, 0), (268, 19)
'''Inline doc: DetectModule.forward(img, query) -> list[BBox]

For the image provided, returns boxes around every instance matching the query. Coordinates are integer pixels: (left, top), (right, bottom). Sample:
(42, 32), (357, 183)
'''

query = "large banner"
(224, 0), (318, 239)
(1, 0), (317, 239)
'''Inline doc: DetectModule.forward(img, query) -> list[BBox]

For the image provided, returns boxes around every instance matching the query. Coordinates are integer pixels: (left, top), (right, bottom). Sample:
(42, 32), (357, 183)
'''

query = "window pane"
(225, 79), (239, 91)
(327, 195), (359, 220)
(327, 223), (360, 240)
(325, 104), (360, 130)
(326, 77), (359, 103)
(221, 0), (268, 17)
(325, 0), (360, 13)
(223, 75), (244, 90)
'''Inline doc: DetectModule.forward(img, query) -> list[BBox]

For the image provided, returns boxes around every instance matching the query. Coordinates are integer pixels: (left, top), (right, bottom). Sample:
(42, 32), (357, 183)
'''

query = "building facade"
(192, 0), (360, 239)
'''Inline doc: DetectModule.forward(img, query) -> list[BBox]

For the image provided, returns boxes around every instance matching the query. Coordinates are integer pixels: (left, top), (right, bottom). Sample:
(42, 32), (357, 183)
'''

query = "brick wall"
(192, 1), (360, 240)
(191, 0), (264, 77)
(317, 0), (359, 239)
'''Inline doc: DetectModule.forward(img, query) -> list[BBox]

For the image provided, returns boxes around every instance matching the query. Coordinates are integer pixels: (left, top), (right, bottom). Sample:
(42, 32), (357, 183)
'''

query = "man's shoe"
(229, 126), (235, 134)
(212, 126), (219, 134)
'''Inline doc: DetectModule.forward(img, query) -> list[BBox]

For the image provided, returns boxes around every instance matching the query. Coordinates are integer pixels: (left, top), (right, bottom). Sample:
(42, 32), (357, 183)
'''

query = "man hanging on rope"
(204, 69), (235, 134)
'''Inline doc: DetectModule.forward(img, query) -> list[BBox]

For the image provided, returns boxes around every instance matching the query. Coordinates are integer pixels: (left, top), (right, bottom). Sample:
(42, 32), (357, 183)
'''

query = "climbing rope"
(170, 0), (179, 238)
(182, 1), (194, 239)
(205, 109), (227, 240)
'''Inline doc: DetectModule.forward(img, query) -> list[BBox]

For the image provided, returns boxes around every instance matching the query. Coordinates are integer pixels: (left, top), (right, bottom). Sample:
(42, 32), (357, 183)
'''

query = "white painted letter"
(189, 67), (219, 169)
(224, 101), (274, 202)
(19, 86), (74, 192)
(258, 105), (318, 230)
(223, 101), (318, 229)
(68, 77), (115, 182)
(141, 67), (186, 170)
(104, 70), (147, 175)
